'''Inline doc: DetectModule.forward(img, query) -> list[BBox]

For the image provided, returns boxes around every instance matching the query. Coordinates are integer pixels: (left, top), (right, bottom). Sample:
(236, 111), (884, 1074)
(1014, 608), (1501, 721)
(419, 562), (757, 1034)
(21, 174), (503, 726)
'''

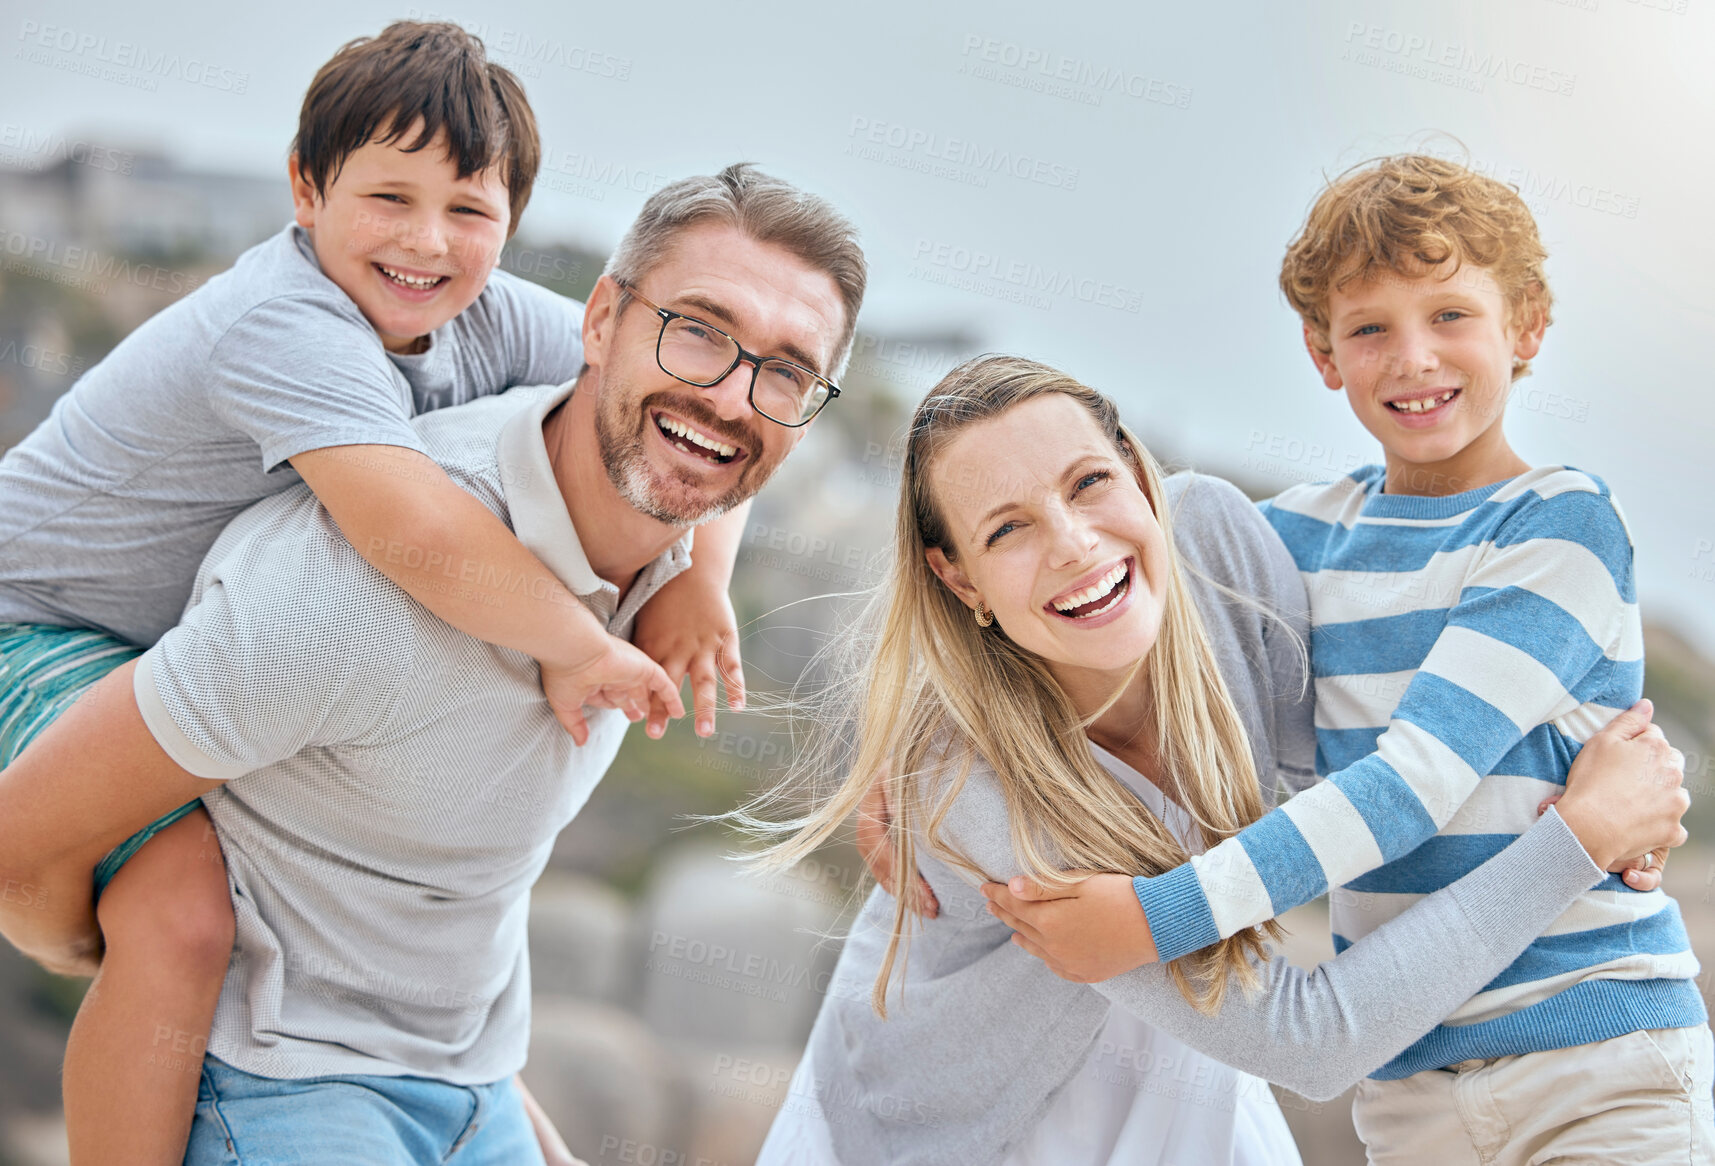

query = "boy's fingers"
(720, 639), (747, 711)
(1007, 876), (1079, 901)
(987, 898), (1051, 946)
(559, 706), (590, 747)
(1009, 929), (1050, 964)
(986, 884), (1049, 923)
(649, 668), (686, 722)
(1009, 932), (1080, 982)
(985, 897), (1021, 932)
(644, 690), (668, 738)
(689, 657), (719, 738)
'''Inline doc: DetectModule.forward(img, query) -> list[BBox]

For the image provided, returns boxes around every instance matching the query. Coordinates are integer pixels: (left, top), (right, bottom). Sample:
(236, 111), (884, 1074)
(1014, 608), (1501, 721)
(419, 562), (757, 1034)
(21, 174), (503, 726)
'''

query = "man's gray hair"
(604, 163), (867, 379)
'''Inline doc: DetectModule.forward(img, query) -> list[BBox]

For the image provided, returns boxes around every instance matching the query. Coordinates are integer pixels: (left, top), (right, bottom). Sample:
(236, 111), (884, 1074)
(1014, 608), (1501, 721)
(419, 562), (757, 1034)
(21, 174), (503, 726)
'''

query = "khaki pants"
(1353, 1026), (1715, 1165)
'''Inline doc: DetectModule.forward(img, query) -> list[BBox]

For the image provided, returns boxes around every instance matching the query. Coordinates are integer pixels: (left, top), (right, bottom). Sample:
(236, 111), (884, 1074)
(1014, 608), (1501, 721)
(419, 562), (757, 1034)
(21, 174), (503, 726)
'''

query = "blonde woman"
(743, 355), (1685, 1165)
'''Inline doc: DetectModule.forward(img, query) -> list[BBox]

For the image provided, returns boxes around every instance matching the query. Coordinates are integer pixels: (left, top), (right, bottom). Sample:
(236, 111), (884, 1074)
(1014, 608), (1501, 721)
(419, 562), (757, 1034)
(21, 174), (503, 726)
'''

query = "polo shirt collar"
(497, 383), (608, 597)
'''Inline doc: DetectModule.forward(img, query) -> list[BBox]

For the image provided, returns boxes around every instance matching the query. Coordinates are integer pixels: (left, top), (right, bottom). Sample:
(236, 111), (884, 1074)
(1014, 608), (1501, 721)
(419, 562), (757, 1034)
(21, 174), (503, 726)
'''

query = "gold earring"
(974, 602), (994, 628)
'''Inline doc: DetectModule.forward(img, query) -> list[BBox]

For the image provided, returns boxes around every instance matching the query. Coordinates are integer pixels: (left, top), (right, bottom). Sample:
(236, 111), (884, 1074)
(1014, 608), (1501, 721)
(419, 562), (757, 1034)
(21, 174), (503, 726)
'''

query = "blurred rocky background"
(2, 152), (1713, 1166)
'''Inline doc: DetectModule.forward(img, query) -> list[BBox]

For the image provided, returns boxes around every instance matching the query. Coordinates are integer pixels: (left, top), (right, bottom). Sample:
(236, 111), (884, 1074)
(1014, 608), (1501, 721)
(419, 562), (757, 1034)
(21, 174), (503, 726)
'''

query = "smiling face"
(290, 121), (511, 355)
(1310, 262), (1545, 496)
(580, 221), (846, 525)
(922, 393), (1171, 687)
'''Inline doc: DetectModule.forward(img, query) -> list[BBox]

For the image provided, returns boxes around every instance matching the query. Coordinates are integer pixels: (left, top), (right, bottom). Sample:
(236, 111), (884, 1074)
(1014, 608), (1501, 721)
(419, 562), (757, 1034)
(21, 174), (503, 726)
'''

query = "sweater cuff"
(1444, 805), (1604, 956)
(1134, 864), (1222, 963)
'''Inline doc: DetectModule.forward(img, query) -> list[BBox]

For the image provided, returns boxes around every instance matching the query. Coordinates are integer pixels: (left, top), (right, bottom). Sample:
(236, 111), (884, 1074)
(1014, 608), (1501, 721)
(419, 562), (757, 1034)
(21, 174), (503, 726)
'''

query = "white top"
(755, 740), (1301, 1166)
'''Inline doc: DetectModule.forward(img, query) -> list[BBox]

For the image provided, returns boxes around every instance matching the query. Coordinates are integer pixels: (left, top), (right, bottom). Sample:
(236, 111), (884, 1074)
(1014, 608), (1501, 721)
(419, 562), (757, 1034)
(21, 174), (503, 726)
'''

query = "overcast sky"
(6, 0), (1713, 651)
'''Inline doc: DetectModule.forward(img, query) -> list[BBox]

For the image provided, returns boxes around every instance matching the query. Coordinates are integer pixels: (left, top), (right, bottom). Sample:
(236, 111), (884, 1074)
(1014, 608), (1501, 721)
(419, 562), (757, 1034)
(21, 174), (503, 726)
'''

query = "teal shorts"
(0, 622), (203, 895)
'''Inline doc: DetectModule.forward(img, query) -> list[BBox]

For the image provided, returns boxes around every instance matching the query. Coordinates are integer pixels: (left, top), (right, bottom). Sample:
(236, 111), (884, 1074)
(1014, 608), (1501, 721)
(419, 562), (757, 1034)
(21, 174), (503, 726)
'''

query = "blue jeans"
(185, 1056), (545, 1165)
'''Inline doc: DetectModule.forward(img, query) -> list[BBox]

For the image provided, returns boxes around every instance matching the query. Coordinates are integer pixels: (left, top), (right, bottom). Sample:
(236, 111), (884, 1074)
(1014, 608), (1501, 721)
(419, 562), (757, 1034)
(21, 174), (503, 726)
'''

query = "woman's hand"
(981, 872), (1159, 982)
(1553, 700), (1689, 882)
(856, 775), (938, 918)
(1536, 793), (1668, 892)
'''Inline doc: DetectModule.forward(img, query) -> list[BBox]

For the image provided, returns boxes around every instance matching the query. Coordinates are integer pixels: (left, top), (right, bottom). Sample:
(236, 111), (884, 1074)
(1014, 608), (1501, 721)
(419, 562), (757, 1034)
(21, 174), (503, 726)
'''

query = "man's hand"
(1553, 700), (1689, 881)
(630, 567), (745, 740)
(981, 872), (1159, 982)
(514, 1076), (589, 1166)
(856, 775), (938, 918)
(540, 635), (686, 746)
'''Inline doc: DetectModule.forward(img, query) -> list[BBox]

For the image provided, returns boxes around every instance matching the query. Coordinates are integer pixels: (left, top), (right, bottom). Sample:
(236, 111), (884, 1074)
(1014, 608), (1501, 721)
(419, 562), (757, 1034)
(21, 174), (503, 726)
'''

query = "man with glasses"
(0, 164), (865, 1165)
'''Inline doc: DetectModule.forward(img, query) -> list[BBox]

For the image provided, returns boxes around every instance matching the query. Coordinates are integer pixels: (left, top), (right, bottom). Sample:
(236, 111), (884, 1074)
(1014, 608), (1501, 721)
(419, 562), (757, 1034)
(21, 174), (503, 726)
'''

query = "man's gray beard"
(596, 382), (752, 526)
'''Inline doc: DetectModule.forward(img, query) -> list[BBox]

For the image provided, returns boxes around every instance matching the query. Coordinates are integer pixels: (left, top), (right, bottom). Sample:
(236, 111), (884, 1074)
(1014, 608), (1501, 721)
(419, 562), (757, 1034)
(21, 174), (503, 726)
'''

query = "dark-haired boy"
(0, 21), (747, 1164)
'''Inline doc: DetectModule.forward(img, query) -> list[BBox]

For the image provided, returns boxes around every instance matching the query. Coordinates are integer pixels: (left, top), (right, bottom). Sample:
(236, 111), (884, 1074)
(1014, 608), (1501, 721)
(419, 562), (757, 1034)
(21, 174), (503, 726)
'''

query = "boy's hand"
(630, 569), (746, 738)
(856, 774), (938, 919)
(540, 635), (685, 746)
(1552, 700), (1689, 883)
(981, 872), (1159, 982)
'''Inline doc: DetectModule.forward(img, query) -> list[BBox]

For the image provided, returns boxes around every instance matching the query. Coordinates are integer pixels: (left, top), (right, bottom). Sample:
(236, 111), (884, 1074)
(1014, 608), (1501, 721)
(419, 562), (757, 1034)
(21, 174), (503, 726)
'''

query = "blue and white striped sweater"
(1134, 464), (1703, 1075)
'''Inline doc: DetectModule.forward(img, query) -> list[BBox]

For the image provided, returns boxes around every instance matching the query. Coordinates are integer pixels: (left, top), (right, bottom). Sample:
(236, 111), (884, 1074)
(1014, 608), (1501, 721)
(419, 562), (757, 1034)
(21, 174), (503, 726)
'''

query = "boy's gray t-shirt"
(0, 223), (585, 647)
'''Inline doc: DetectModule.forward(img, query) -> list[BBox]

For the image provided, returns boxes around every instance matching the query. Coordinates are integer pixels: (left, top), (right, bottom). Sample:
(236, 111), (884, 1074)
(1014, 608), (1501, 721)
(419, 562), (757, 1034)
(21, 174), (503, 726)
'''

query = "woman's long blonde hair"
(736, 355), (1281, 1015)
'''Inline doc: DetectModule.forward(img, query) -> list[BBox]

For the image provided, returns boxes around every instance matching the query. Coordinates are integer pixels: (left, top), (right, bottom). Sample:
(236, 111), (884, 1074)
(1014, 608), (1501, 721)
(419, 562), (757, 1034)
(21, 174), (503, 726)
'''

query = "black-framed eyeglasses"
(619, 284), (841, 428)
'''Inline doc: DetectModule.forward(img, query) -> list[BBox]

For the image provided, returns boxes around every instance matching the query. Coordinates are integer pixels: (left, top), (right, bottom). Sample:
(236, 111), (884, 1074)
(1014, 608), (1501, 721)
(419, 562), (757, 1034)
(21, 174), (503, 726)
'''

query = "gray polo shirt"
(0, 223), (584, 647)
(132, 382), (690, 1085)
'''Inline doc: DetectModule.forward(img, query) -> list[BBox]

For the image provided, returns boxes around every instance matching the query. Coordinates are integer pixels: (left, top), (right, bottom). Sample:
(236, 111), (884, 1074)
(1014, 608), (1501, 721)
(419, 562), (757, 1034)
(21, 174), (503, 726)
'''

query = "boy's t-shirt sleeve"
(483, 271), (586, 389)
(1137, 485), (1635, 962)
(133, 495), (419, 779)
(205, 294), (429, 473)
